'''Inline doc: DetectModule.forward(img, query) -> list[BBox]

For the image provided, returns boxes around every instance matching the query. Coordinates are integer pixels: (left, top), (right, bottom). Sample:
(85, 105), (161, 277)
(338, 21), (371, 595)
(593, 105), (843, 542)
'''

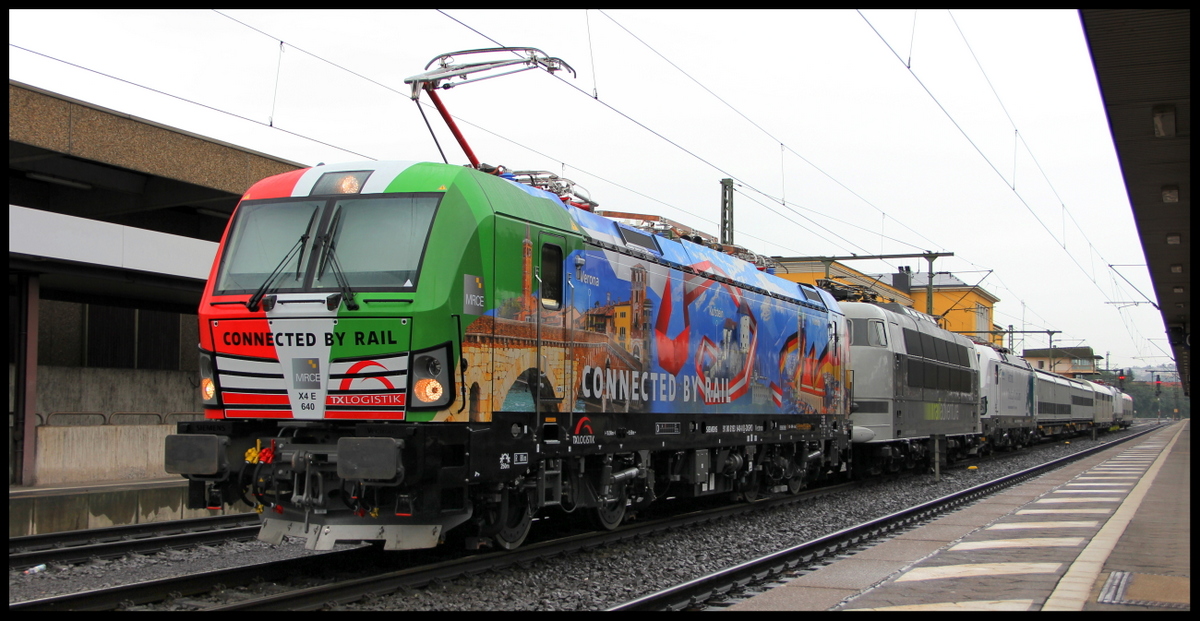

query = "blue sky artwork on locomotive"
(485, 201), (849, 417)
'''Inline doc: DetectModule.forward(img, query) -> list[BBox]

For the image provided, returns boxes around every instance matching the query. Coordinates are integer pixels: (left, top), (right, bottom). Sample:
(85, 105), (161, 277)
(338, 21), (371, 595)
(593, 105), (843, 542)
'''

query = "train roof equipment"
(510, 171), (599, 211)
(406, 47), (575, 94)
(404, 47), (575, 170)
(405, 49), (790, 279)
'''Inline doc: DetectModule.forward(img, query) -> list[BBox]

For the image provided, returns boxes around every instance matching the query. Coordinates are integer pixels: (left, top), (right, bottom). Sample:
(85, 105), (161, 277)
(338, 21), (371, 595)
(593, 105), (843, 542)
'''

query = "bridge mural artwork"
(460, 221), (848, 424)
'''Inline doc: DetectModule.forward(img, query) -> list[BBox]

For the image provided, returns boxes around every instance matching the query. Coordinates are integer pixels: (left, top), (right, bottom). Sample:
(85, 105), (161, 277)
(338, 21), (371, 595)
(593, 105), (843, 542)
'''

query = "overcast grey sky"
(9, 9), (1171, 371)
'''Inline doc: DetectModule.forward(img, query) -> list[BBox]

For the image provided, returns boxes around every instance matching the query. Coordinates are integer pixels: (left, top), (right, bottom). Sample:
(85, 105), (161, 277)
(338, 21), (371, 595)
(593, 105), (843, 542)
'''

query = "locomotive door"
(535, 233), (570, 420)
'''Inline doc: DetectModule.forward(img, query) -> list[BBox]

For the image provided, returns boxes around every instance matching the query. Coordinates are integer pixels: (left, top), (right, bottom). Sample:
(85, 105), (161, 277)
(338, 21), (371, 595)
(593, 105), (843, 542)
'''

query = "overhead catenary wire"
(597, 9), (947, 255)
(859, 10), (1143, 309)
(858, 9), (1161, 362)
(10, 33), (730, 254)
(214, 10), (1167, 355)
(220, 7), (935, 262)
(223, 8), (958, 265)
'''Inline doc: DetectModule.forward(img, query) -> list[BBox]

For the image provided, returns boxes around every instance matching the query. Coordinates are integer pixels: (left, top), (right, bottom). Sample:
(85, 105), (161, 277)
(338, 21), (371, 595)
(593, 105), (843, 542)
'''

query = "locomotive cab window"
(800, 286), (826, 308)
(214, 200), (325, 294)
(540, 243), (563, 310)
(312, 195), (439, 291)
(868, 319), (887, 347)
(214, 193), (441, 294)
(850, 318), (888, 347)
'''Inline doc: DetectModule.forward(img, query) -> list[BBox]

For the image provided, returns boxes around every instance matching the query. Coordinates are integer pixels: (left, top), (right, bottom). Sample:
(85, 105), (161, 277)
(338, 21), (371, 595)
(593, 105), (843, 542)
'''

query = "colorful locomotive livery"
(480, 203), (848, 420)
(167, 159), (854, 551)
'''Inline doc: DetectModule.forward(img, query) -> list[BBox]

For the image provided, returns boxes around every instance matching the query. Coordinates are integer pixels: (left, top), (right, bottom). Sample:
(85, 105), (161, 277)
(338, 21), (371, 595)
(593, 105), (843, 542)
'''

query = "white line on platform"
(896, 563), (1062, 582)
(949, 537), (1084, 551)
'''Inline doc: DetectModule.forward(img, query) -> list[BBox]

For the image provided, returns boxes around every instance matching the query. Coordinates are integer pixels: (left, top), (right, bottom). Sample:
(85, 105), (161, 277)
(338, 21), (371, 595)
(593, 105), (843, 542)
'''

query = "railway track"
(9, 514), (262, 571)
(9, 546), (380, 611)
(607, 424), (1161, 611)
(11, 481), (853, 611)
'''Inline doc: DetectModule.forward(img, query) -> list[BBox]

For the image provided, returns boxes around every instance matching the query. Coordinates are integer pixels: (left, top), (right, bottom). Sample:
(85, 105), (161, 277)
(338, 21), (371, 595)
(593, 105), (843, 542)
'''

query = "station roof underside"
(8, 80), (303, 312)
(1080, 10), (1190, 395)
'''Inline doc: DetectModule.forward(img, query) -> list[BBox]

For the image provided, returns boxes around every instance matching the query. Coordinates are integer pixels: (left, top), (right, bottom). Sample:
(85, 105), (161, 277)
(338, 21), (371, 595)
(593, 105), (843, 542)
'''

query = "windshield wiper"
(246, 207), (319, 312)
(315, 209), (359, 311)
(316, 207), (342, 281)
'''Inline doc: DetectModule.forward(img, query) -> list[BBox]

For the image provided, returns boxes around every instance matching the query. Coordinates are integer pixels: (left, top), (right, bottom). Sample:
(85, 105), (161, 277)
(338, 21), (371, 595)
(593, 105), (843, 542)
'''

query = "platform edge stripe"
(1042, 423), (1188, 611)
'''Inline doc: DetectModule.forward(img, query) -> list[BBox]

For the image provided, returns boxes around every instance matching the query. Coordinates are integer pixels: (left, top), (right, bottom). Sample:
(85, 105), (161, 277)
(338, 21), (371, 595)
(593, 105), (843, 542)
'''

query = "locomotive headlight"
(413, 378), (444, 403)
(408, 344), (454, 410)
(334, 175), (361, 194)
(311, 170), (372, 195)
(423, 356), (442, 377)
(201, 377), (217, 401)
(198, 350), (220, 405)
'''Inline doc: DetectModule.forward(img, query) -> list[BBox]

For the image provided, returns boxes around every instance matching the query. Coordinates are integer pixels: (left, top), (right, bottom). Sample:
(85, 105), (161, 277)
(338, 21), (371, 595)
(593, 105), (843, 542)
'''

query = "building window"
(1038, 360), (1045, 369)
(84, 303), (181, 370)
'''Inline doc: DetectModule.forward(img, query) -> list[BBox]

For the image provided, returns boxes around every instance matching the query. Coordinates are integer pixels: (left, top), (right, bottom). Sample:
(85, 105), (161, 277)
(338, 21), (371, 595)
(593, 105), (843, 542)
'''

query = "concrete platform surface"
(730, 421), (1189, 611)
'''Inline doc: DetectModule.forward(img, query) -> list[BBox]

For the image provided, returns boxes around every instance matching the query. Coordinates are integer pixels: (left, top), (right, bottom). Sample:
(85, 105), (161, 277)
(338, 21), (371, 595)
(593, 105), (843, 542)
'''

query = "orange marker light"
(201, 377), (217, 400)
(413, 378), (444, 403)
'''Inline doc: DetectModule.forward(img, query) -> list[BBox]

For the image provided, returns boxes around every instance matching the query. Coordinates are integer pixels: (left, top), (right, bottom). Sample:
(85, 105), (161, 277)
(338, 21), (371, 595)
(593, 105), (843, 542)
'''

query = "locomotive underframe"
(851, 432), (984, 477)
(981, 414), (1038, 449)
(169, 411), (851, 550)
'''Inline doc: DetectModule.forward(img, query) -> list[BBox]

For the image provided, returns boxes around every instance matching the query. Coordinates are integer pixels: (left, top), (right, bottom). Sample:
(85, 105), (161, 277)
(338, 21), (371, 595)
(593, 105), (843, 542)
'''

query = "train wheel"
(787, 474), (805, 495)
(589, 485), (627, 531)
(739, 471), (763, 502)
(629, 478), (656, 512)
(492, 492), (533, 550)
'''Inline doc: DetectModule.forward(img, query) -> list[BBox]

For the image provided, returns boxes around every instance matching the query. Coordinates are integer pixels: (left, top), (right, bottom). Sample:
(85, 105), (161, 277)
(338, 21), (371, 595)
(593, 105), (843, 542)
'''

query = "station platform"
(9, 477), (250, 538)
(731, 420), (1190, 611)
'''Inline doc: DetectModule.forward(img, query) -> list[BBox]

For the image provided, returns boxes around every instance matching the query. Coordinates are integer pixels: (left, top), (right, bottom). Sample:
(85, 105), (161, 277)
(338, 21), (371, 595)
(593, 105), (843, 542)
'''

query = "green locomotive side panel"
(471, 172), (578, 234)
(381, 161), (474, 194)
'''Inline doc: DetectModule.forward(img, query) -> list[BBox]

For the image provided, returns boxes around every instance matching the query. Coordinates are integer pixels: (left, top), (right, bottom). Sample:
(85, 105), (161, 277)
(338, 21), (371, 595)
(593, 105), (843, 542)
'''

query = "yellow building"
(1022, 347), (1102, 378)
(904, 272), (1003, 347)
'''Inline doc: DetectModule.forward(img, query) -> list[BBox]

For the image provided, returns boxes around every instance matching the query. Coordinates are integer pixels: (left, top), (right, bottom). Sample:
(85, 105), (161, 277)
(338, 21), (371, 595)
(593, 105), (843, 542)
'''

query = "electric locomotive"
(973, 342), (1037, 449)
(842, 301), (981, 474)
(1089, 378), (1116, 430)
(164, 160), (853, 551)
(1115, 390), (1134, 428)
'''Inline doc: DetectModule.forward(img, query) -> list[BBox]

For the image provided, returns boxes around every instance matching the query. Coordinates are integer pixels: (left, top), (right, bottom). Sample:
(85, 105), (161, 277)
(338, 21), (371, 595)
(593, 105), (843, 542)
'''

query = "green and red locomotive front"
(166, 161), (567, 550)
